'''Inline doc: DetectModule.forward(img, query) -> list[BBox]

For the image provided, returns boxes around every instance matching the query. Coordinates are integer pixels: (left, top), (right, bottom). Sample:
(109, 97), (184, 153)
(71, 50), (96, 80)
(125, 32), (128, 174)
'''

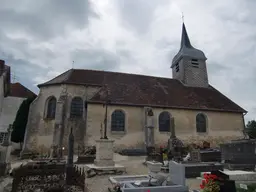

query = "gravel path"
(82, 154), (201, 192)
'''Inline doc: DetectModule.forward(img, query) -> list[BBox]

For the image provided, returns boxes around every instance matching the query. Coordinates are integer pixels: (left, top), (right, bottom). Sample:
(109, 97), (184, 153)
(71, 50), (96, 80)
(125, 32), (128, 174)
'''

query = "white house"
(0, 59), (36, 144)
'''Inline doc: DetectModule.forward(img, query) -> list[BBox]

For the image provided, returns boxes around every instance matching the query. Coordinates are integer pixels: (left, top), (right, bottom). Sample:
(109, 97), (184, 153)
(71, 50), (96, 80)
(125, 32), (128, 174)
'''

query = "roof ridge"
(71, 68), (173, 81)
(37, 69), (73, 87)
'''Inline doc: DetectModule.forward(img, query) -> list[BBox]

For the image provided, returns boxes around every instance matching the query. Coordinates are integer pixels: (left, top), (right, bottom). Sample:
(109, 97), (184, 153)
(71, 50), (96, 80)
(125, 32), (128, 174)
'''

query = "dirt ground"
(1, 154), (201, 192)
(83, 154), (202, 192)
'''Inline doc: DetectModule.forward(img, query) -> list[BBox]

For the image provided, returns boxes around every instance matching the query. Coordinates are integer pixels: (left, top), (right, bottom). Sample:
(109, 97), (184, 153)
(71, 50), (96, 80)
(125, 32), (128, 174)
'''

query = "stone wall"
(23, 84), (100, 153)
(87, 104), (244, 151)
(23, 83), (245, 154)
(172, 58), (208, 88)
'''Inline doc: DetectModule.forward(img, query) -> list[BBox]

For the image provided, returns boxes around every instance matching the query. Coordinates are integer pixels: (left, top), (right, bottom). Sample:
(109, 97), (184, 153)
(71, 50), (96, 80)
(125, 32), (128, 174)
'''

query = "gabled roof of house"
(38, 69), (246, 113)
(10, 83), (37, 98)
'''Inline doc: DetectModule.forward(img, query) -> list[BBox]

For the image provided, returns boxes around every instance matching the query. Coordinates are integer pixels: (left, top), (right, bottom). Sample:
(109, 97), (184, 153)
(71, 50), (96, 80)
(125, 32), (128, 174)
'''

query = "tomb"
(76, 145), (96, 164)
(182, 162), (224, 178)
(109, 160), (189, 192)
(220, 139), (256, 171)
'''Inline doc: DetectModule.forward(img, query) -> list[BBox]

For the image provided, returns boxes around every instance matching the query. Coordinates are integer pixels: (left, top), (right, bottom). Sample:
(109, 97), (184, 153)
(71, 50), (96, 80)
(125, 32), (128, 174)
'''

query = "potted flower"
(200, 173), (220, 192)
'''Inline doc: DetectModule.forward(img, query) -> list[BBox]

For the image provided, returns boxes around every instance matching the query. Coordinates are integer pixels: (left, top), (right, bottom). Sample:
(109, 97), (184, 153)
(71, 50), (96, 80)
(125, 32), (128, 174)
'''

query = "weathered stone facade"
(172, 58), (208, 88)
(22, 84), (101, 154)
(22, 82), (244, 154)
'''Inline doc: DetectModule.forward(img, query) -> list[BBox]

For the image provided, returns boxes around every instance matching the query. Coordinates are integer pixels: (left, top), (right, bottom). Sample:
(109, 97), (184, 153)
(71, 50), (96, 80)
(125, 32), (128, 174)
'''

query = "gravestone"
(190, 150), (201, 162)
(169, 161), (186, 186)
(66, 128), (74, 185)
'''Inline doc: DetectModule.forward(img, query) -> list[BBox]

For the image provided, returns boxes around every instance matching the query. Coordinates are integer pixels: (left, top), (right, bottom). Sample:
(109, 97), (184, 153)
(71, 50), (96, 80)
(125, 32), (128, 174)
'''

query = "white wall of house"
(0, 75), (26, 149)
(0, 96), (26, 132)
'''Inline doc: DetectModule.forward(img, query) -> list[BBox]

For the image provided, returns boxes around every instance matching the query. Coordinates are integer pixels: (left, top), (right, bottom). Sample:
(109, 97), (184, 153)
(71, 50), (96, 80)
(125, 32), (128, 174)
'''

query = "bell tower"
(171, 23), (209, 88)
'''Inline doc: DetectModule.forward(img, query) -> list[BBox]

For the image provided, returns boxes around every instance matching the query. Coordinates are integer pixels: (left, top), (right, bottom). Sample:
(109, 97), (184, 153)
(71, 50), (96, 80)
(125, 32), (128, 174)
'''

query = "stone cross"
(66, 128), (74, 185)
(67, 128), (74, 166)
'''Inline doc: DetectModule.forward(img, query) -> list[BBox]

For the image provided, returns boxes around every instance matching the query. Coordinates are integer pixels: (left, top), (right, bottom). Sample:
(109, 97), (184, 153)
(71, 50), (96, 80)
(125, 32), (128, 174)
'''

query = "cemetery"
(0, 116), (256, 192)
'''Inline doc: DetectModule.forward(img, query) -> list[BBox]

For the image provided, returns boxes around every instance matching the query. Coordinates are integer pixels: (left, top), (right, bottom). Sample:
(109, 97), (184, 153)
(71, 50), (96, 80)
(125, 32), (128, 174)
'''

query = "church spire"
(171, 22), (207, 67)
(180, 23), (193, 49)
(171, 21), (209, 88)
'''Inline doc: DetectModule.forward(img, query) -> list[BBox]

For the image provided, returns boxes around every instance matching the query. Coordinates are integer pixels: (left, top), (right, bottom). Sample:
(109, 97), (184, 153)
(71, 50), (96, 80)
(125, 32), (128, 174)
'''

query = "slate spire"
(180, 23), (193, 49)
(171, 22), (207, 67)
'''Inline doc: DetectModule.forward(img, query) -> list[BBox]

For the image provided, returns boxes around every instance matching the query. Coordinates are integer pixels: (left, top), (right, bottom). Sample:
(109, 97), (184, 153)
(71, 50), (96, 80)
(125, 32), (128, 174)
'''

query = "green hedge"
(11, 96), (36, 144)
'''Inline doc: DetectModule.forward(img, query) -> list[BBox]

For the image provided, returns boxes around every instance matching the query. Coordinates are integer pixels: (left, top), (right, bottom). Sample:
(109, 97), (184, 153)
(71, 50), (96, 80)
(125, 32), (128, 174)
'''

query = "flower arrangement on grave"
(200, 173), (220, 192)
(159, 145), (168, 161)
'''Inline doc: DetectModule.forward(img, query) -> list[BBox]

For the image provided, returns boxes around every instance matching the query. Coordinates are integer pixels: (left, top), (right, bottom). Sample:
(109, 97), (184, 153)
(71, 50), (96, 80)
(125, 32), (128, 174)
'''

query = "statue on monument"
(145, 107), (155, 156)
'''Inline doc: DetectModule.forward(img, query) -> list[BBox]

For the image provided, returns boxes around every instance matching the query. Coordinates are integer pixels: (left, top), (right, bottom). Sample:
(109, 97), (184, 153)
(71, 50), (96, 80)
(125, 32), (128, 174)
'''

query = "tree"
(245, 120), (256, 139)
(11, 96), (36, 148)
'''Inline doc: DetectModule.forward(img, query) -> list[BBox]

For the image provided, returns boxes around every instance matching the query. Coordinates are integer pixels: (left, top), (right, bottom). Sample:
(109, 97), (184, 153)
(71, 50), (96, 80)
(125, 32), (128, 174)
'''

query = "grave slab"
(85, 163), (126, 172)
(222, 170), (256, 181)
(109, 175), (151, 184)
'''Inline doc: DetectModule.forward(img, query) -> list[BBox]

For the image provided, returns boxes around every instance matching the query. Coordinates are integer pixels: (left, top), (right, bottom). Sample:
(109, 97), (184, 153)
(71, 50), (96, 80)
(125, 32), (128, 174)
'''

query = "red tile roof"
(10, 83), (37, 98)
(38, 69), (246, 113)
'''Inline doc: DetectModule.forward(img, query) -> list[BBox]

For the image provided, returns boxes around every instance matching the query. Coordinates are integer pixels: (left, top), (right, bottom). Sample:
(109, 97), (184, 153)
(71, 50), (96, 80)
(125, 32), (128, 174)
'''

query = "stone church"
(22, 23), (246, 155)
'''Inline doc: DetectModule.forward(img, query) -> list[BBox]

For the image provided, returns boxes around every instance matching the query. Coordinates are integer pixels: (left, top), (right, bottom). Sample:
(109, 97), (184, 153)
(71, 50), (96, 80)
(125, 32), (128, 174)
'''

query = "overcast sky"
(0, 0), (255, 121)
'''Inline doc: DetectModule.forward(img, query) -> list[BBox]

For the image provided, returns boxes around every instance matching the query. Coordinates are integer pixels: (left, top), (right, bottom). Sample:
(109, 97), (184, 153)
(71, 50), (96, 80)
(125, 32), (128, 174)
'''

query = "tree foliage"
(11, 96), (36, 143)
(245, 120), (256, 139)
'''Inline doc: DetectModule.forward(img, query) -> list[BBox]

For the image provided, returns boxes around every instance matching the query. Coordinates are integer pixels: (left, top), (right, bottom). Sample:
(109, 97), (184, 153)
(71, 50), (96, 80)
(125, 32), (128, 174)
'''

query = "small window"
(191, 59), (199, 68)
(46, 96), (57, 119)
(196, 113), (207, 133)
(159, 112), (171, 132)
(175, 63), (179, 72)
(70, 97), (83, 118)
(111, 110), (125, 131)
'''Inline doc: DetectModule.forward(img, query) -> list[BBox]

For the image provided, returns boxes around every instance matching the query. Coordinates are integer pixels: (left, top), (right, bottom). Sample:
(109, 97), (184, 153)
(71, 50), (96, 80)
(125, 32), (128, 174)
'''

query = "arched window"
(159, 112), (170, 132)
(196, 113), (207, 133)
(111, 110), (125, 131)
(46, 96), (56, 119)
(70, 97), (83, 118)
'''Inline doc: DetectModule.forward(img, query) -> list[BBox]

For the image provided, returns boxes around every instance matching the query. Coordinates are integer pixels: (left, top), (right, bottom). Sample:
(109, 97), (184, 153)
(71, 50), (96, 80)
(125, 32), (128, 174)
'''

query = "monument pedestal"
(86, 139), (125, 173)
(94, 139), (115, 166)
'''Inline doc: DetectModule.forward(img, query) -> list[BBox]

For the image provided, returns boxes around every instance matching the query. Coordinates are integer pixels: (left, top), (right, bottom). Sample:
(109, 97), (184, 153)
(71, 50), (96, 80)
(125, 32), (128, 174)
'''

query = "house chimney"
(0, 59), (5, 75)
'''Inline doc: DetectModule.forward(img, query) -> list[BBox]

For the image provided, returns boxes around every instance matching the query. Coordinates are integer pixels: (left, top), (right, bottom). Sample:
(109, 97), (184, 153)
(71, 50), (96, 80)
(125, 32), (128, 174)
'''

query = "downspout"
(243, 112), (248, 130)
(242, 112), (248, 139)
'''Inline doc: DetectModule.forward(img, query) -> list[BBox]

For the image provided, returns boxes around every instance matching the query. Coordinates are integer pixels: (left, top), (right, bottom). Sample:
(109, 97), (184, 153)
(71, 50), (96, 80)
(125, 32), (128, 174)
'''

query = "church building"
(22, 23), (246, 154)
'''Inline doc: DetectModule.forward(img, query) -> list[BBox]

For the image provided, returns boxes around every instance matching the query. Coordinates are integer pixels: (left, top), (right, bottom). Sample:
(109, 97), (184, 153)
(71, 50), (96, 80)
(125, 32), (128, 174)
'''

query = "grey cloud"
(115, 0), (168, 34)
(71, 49), (121, 71)
(0, 52), (48, 94)
(207, 62), (230, 75)
(0, 0), (98, 40)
